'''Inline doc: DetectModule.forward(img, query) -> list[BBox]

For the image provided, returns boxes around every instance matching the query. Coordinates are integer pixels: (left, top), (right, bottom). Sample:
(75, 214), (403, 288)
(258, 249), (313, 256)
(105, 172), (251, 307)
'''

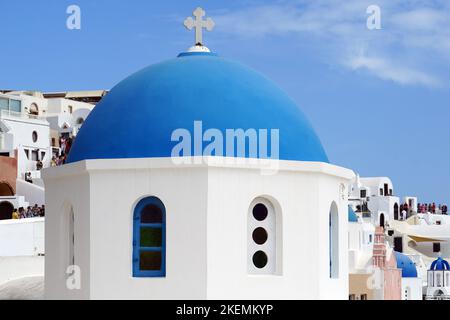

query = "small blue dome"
(67, 52), (329, 163)
(430, 256), (450, 271)
(348, 206), (358, 222)
(394, 252), (418, 278)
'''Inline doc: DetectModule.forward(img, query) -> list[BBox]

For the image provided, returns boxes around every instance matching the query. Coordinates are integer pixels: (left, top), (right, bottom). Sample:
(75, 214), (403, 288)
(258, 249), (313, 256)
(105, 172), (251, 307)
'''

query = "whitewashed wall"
(0, 218), (44, 256)
(43, 158), (354, 300)
(401, 277), (423, 300)
(16, 179), (45, 206)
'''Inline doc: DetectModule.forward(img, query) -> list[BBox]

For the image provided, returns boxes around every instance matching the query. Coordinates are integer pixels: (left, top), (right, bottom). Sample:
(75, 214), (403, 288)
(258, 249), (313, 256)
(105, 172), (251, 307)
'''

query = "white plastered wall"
(401, 277), (422, 300)
(44, 159), (209, 300)
(43, 158), (354, 300)
(205, 163), (352, 299)
(44, 166), (91, 299)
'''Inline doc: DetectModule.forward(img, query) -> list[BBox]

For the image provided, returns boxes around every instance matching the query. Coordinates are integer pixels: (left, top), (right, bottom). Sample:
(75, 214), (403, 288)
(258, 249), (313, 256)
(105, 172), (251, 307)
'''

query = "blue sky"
(1, 0), (449, 203)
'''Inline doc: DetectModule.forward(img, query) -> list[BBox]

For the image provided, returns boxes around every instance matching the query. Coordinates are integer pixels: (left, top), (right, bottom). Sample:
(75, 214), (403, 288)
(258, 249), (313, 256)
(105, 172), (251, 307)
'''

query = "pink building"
(373, 227), (402, 300)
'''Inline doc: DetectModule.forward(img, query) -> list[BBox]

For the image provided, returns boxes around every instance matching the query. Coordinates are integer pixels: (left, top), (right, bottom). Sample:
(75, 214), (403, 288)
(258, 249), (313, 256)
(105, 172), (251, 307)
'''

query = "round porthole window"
(252, 203), (268, 221)
(252, 227), (268, 245)
(32, 131), (38, 143)
(252, 250), (268, 269)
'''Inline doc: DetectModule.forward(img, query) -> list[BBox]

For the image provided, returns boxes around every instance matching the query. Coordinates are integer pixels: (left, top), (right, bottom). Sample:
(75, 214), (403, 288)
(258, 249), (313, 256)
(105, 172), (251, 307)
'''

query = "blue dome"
(394, 252), (418, 278)
(430, 256), (450, 271)
(67, 52), (328, 163)
(348, 206), (358, 222)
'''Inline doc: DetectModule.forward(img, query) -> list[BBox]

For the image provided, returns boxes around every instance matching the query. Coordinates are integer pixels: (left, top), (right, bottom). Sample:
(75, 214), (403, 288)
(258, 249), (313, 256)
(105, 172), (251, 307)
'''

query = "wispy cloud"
(213, 0), (450, 87)
(347, 52), (440, 87)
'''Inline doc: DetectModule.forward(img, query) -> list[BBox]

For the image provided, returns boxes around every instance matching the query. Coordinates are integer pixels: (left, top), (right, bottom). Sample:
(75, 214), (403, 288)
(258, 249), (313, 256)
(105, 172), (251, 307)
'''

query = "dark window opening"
(253, 203), (268, 221)
(32, 131), (38, 143)
(139, 251), (162, 271)
(252, 227), (268, 245)
(141, 204), (163, 223)
(394, 203), (399, 220)
(0, 201), (14, 220)
(394, 237), (403, 253)
(379, 213), (385, 228)
(433, 242), (441, 253)
(252, 251), (268, 269)
(31, 150), (38, 161)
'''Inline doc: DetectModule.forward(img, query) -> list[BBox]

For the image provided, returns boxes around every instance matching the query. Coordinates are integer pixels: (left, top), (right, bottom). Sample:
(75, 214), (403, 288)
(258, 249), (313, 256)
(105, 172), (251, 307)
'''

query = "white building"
(0, 93), (51, 209)
(426, 256), (450, 300)
(348, 206), (375, 274)
(43, 32), (356, 299)
(0, 91), (96, 216)
(349, 176), (401, 229)
(394, 252), (422, 300)
(0, 90), (97, 296)
(45, 97), (95, 142)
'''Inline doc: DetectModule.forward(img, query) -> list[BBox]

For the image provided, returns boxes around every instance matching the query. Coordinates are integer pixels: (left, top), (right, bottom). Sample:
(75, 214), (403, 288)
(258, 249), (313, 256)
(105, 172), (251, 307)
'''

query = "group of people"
(60, 136), (73, 157)
(50, 135), (73, 167)
(400, 203), (411, 214)
(417, 203), (448, 214)
(51, 154), (67, 166)
(11, 204), (45, 219)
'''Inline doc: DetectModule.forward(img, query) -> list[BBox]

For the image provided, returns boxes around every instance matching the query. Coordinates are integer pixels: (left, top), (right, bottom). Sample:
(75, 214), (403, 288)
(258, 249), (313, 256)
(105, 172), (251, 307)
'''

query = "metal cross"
(184, 7), (215, 46)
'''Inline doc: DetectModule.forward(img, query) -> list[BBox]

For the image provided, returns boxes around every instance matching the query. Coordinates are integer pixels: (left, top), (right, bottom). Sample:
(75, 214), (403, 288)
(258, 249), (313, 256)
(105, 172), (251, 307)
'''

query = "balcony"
(0, 109), (44, 121)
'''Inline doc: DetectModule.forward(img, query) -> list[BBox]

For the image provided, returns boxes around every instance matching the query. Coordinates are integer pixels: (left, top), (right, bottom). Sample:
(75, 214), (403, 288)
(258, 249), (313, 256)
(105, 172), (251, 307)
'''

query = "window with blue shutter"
(132, 196), (166, 277)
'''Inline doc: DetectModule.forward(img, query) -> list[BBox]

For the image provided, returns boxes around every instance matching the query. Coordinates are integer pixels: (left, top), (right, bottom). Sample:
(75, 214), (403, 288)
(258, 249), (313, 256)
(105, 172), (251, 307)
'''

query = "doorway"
(0, 201), (14, 220)
(379, 213), (385, 229)
(394, 237), (403, 252)
(394, 203), (399, 220)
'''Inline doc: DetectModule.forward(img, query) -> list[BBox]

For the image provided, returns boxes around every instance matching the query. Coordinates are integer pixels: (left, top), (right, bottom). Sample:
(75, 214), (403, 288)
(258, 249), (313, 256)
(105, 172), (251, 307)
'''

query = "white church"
(1, 7), (447, 301)
(43, 8), (354, 299)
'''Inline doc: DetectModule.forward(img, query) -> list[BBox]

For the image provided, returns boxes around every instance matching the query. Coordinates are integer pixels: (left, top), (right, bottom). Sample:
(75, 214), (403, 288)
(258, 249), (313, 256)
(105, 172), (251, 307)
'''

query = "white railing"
(0, 109), (42, 121)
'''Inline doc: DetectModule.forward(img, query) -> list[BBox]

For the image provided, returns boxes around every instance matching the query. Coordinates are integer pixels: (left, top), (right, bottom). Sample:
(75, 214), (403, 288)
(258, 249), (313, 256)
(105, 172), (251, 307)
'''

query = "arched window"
(329, 202), (339, 278)
(29, 103), (39, 116)
(32, 131), (38, 143)
(0, 182), (14, 197)
(428, 271), (434, 287)
(436, 272), (442, 287)
(133, 196), (166, 277)
(248, 197), (277, 274)
(379, 213), (385, 228)
(68, 207), (75, 267)
(394, 203), (399, 220)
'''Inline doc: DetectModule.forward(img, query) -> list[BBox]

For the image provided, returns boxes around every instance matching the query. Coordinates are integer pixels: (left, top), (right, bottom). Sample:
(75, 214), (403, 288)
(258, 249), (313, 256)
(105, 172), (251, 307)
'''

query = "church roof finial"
(184, 7), (215, 50)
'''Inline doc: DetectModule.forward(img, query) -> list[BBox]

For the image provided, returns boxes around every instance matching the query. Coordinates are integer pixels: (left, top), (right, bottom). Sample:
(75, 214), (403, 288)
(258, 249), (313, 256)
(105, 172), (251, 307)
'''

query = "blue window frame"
(132, 196), (166, 277)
